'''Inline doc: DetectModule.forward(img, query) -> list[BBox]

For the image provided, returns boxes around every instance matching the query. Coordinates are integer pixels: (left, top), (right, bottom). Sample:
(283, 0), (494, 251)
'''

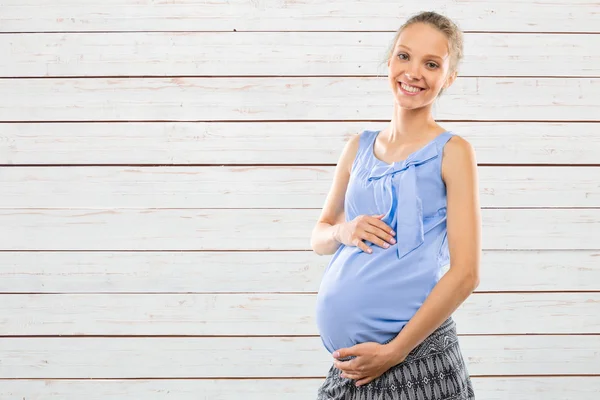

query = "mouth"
(397, 81), (426, 95)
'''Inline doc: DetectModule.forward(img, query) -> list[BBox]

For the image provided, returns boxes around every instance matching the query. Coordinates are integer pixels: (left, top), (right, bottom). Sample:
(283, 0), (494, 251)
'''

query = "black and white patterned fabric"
(316, 317), (475, 400)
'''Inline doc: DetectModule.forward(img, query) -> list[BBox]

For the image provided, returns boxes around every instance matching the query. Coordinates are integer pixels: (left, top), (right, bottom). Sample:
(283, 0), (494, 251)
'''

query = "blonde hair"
(384, 11), (464, 96)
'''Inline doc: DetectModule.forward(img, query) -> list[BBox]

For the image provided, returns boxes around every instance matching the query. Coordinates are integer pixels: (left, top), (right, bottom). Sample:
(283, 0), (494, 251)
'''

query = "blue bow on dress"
(366, 142), (440, 260)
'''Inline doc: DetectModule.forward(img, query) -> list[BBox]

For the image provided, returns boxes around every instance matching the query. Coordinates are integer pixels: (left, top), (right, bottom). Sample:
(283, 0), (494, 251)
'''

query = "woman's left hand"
(332, 342), (403, 387)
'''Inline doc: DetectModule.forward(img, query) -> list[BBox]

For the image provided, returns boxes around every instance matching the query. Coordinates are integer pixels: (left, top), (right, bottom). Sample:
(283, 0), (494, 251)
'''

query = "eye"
(397, 53), (409, 60)
(427, 62), (439, 69)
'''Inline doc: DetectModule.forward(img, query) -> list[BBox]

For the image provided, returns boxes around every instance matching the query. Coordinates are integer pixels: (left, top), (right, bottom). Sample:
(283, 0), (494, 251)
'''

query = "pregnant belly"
(315, 245), (440, 354)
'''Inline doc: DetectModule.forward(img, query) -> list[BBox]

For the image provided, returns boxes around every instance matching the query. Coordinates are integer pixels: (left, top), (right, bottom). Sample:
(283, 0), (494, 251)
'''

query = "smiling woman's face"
(387, 22), (457, 110)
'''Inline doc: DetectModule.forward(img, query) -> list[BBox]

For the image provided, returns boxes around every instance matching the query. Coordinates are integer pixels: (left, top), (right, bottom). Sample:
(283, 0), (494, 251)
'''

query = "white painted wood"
(477, 167), (600, 208)
(2, 2), (598, 396)
(1, 0), (597, 32)
(469, 378), (600, 400)
(2, 122), (598, 165)
(2, 377), (599, 400)
(1, 250), (598, 293)
(0, 209), (598, 250)
(1, 166), (598, 208)
(0, 78), (596, 121)
(0, 166), (335, 208)
(1, 293), (598, 335)
(2, 32), (597, 77)
(0, 336), (598, 378)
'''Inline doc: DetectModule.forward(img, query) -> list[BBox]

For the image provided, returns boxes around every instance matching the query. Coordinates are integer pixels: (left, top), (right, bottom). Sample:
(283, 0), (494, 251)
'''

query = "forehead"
(394, 23), (449, 59)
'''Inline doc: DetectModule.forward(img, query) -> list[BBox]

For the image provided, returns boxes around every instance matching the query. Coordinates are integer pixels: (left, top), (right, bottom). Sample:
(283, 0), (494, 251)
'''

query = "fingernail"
(333, 351), (340, 358)
(390, 238), (396, 244)
(367, 248), (372, 254)
(383, 243), (389, 248)
(390, 230), (396, 235)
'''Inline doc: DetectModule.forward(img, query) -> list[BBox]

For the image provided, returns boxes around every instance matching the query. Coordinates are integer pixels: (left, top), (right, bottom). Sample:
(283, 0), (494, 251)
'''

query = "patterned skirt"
(316, 317), (475, 400)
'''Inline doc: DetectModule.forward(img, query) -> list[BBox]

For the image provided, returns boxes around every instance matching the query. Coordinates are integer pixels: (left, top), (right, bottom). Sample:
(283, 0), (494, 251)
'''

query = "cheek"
(425, 72), (445, 86)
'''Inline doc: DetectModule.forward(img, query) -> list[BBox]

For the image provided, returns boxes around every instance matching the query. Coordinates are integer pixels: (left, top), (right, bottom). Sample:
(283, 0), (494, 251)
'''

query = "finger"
(334, 358), (363, 374)
(355, 376), (375, 386)
(352, 238), (373, 254)
(362, 232), (391, 249)
(334, 344), (362, 359)
(367, 216), (396, 237)
(334, 359), (357, 371)
(338, 366), (361, 376)
(341, 371), (363, 380)
(364, 225), (396, 245)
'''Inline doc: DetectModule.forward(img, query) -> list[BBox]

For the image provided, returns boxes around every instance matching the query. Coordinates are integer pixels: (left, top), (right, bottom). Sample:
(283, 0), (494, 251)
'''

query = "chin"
(394, 97), (428, 110)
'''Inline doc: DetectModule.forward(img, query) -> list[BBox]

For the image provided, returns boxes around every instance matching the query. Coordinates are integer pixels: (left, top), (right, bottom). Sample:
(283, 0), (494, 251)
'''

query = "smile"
(398, 81), (425, 95)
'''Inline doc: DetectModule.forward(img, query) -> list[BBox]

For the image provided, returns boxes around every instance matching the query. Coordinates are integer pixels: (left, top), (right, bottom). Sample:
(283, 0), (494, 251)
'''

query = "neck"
(388, 103), (438, 142)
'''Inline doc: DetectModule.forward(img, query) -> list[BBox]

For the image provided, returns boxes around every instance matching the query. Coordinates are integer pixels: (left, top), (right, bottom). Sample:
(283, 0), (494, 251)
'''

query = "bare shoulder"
(441, 134), (477, 182)
(344, 131), (362, 152)
(444, 134), (475, 159)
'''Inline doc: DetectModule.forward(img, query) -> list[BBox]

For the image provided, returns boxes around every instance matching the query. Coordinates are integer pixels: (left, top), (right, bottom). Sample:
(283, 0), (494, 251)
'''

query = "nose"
(405, 71), (421, 81)
(404, 64), (422, 81)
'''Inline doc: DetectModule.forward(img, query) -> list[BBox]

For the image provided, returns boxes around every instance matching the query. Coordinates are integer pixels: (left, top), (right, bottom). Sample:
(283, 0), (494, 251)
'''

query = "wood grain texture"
(0, 336), (598, 378)
(2, 122), (599, 165)
(1, 166), (599, 208)
(0, 78), (597, 122)
(2, 377), (600, 400)
(1, 208), (598, 250)
(1, 0), (597, 32)
(1, 293), (598, 335)
(1, 250), (598, 293)
(2, 0), (597, 396)
(1, 32), (597, 77)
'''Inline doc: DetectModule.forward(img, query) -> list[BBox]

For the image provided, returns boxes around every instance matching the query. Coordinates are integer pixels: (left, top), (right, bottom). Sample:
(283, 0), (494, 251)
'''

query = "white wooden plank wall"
(0, 0), (599, 398)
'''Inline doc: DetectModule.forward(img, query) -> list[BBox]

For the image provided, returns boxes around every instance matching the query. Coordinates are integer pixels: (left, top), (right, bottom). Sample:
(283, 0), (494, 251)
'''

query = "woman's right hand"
(335, 214), (396, 254)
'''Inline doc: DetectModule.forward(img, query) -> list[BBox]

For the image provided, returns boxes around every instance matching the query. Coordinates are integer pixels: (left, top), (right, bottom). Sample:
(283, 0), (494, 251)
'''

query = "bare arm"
(310, 133), (360, 255)
(384, 135), (482, 365)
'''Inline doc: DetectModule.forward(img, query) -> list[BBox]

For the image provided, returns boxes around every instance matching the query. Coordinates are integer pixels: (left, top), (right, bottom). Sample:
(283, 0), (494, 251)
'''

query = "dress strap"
(359, 129), (378, 156)
(434, 131), (456, 152)
(350, 130), (378, 173)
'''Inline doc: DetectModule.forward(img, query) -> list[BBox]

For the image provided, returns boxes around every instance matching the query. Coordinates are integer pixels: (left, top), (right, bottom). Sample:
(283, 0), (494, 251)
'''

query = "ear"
(443, 70), (458, 89)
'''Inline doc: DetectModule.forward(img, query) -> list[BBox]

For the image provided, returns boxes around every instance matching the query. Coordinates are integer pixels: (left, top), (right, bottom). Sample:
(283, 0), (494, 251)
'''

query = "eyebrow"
(396, 44), (446, 61)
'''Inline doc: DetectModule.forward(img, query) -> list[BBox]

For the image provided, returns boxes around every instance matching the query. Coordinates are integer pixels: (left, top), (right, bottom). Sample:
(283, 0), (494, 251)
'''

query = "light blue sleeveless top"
(315, 129), (456, 354)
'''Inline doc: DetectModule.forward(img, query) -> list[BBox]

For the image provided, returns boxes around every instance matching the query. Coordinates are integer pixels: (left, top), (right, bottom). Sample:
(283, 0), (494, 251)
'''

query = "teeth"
(400, 82), (422, 93)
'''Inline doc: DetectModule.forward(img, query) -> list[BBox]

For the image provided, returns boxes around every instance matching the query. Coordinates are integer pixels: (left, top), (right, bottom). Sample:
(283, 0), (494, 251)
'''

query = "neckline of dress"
(370, 130), (451, 166)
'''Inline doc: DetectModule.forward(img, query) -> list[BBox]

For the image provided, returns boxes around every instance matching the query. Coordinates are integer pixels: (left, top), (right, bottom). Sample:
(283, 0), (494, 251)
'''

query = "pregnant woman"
(311, 11), (481, 400)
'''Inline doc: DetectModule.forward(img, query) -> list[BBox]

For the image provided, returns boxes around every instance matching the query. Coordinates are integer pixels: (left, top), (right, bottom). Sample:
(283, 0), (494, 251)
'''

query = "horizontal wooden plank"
(2, 122), (598, 165)
(2, 33), (597, 77)
(1, 166), (598, 208)
(2, 377), (599, 400)
(0, 78), (597, 122)
(1, 293), (598, 336)
(1, 0), (597, 33)
(0, 209), (598, 251)
(1, 250), (599, 293)
(0, 336), (598, 378)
